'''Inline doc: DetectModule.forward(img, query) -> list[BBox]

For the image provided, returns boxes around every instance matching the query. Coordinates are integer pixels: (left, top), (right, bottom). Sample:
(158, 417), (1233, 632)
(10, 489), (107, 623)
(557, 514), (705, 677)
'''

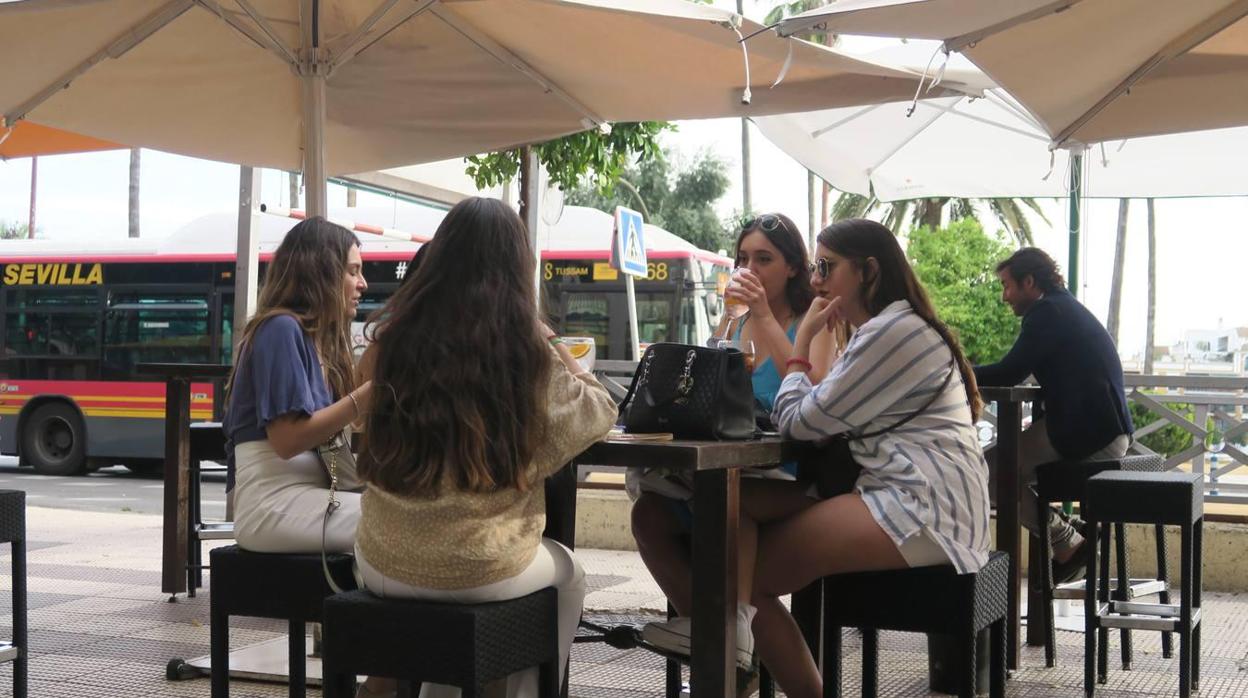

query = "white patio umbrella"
(772, 0), (1248, 149)
(0, 0), (928, 216)
(753, 47), (1248, 201)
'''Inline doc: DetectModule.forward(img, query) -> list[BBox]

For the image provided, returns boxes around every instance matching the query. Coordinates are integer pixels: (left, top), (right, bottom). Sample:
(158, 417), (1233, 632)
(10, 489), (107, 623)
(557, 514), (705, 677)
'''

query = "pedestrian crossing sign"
(613, 206), (647, 277)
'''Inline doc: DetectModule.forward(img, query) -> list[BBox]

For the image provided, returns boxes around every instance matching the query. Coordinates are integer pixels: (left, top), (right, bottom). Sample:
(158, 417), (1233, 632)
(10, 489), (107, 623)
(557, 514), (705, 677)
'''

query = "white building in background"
(1162, 325), (1248, 373)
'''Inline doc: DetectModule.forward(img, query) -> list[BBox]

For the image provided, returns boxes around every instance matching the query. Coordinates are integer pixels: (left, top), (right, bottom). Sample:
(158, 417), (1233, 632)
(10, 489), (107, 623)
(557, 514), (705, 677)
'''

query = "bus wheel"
(21, 403), (87, 476)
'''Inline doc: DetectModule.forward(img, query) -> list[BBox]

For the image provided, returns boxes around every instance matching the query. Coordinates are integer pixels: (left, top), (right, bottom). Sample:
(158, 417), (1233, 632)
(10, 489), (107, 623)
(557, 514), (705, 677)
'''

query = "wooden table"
(574, 437), (808, 698)
(979, 385), (1041, 671)
(138, 362), (231, 597)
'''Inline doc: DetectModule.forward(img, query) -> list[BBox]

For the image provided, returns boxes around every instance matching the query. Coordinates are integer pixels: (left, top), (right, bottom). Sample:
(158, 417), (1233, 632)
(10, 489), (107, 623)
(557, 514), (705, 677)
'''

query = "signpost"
(612, 206), (647, 360)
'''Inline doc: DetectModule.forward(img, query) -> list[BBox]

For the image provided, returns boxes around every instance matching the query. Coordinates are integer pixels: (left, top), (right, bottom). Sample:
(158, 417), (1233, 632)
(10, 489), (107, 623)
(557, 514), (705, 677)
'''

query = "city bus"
(0, 204), (730, 474)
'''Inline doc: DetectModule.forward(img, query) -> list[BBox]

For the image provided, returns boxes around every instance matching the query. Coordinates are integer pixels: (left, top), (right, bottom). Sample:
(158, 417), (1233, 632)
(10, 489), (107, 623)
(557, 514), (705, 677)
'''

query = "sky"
(2, 7), (1246, 360)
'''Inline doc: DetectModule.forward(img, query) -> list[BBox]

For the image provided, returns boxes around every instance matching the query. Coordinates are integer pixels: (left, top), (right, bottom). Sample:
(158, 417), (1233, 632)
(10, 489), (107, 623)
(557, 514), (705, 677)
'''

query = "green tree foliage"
(1129, 401), (1194, 458)
(1, 221), (32, 239)
(907, 218), (1019, 364)
(464, 122), (672, 196)
(565, 149), (733, 252)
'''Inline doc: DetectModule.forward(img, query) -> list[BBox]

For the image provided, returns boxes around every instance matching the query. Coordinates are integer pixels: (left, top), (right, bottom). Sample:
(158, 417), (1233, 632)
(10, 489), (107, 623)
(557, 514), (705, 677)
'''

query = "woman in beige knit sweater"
(354, 197), (617, 698)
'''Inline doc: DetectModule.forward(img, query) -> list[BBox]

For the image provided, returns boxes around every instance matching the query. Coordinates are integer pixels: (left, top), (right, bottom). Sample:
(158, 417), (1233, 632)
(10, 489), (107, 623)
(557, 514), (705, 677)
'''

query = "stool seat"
(821, 551), (1009, 698)
(1084, 471), (1203, 698)
(210, 545), (357, 698)
(1085, 471), (1203, 525)
(1033, 454), (1171, 669)
(321, 588), (561, 698)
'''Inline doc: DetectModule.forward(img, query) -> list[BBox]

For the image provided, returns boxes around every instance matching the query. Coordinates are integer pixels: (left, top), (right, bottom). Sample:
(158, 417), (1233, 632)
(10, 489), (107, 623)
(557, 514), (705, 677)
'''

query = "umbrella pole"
(303, 72), (328, 217)
(1067, 150), (1083, 298)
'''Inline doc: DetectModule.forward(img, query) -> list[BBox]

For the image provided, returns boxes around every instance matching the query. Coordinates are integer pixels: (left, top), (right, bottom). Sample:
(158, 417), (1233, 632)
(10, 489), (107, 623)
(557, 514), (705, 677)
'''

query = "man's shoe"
(1052, 541), (1088, 585)
(642, 614), (754, 671)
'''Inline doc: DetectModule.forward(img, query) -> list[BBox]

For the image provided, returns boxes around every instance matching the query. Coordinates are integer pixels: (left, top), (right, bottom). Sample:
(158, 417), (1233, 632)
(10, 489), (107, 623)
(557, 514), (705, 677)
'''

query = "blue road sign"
(613, 206), (647, 277)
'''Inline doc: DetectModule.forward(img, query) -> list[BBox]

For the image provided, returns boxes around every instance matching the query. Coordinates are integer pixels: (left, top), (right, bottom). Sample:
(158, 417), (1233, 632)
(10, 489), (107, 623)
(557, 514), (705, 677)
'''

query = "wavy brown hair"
(818, 219), (982, 420)
(737, 213), (815, 316)
(227, 217), (360, 401)
(359, 197), (552, 495)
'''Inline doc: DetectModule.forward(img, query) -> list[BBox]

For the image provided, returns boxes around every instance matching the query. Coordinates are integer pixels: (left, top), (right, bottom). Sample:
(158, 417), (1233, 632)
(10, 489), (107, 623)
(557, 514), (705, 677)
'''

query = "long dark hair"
(359, 197), (552, 495)
(818, 219), (982, 420)
(736, 213), (815, 316)
(227, 217), (359, 401)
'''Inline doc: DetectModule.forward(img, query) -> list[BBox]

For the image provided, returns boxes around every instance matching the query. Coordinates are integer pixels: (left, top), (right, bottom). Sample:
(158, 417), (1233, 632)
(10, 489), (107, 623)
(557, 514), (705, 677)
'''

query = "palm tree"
(128, 148), (140, 238)
(1106, 198), (1129, 345)
(831, 191), (1047, 246)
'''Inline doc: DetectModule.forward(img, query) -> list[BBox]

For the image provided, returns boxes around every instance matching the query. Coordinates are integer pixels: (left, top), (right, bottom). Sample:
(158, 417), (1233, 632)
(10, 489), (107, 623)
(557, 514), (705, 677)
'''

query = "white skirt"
(232, 440), (361, 554)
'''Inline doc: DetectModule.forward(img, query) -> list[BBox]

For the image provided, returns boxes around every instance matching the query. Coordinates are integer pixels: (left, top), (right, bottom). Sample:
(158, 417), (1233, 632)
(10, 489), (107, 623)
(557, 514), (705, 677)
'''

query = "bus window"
(562, 293), (610, 358)
(219, 298), (234, 366)
(636, 294), (674, 345)
(3, 289), (101, 358)
(103, 292), (211, 375)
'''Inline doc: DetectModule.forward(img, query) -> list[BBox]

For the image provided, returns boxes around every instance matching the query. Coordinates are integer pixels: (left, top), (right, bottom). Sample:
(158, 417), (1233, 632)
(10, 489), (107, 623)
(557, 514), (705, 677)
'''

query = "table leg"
(996, 399), (1022, 671)
(691, 469), (739, 698)
(161, 377), (191, 597)
(543, 463), (578, 550)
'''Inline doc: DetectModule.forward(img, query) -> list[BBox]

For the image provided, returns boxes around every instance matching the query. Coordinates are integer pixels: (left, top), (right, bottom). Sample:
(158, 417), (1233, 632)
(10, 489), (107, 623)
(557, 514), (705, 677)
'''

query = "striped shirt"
(772, 300), (991, 574)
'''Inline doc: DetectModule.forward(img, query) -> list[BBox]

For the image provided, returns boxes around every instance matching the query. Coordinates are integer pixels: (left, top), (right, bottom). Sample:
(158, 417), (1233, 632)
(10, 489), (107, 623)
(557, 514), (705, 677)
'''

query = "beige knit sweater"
(356, 356), (617, 589)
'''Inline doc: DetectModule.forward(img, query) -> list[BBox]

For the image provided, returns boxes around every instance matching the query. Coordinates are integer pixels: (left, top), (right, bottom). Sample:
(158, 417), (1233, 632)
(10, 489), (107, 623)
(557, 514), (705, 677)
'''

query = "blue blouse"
(222, 314), (334, 488)
(733, 315), (800, 411)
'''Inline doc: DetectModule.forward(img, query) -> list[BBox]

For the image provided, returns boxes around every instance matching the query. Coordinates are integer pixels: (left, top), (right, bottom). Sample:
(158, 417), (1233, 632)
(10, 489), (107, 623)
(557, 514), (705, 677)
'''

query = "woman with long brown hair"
(632, 212), (839, 671)
(223, 216), (372, 553)
(354, 197), (616, 698)
(745, 218), (991, 697)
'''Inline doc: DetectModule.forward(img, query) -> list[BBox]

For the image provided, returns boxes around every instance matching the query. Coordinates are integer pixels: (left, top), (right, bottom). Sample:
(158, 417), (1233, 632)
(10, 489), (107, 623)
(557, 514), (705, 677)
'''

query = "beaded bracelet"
(785, 357), (813, 372)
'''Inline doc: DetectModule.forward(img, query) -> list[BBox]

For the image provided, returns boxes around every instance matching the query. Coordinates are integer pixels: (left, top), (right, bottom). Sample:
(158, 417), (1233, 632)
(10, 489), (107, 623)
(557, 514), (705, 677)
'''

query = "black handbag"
(618, 342), (756, 440)
(799, 360), (957, 498)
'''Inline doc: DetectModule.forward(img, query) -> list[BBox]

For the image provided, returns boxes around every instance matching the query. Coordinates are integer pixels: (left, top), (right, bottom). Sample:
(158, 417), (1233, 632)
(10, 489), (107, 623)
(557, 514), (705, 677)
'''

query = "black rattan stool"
(1034, 454), (1171, 668)
(209, 544), (356, 698)
(0, 490), (26, 698)
(821, 551), (1009, 698)
(187, 422), (232, 597)
(321, 587), (561, 698)
(1083, 471), (1202, 698)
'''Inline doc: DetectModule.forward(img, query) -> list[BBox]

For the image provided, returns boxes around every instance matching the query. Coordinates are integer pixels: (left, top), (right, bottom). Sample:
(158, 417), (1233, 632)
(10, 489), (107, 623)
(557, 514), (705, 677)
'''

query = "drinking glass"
(723, 268), (749, 320)
(720, 338), (756, 374)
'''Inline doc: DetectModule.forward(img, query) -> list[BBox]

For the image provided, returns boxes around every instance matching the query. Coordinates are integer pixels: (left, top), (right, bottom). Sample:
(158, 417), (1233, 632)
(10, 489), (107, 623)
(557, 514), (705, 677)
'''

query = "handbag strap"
(852, 359), (957, 441)
(320, 431), (348, 594)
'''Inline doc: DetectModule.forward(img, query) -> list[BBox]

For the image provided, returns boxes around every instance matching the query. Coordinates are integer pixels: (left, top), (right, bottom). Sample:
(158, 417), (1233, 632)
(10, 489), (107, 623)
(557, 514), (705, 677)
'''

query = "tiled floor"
(0, 505), (1244, 697)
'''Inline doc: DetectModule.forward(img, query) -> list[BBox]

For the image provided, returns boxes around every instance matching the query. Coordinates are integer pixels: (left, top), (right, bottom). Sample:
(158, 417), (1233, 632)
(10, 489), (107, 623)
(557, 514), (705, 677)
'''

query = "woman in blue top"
(632, 213), (838, 670)
(223, 217), (373, 554)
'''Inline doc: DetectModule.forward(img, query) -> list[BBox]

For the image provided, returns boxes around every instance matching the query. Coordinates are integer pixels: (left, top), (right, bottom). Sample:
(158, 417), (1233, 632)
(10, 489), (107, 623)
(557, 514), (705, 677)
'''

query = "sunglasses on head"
(743, 214), (789, 235)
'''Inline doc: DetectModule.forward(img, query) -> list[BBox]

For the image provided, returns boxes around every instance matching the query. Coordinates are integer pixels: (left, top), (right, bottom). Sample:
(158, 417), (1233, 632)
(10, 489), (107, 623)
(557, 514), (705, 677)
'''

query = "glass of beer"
(723, 268), (749, 320)
(720, 338), (756, 374)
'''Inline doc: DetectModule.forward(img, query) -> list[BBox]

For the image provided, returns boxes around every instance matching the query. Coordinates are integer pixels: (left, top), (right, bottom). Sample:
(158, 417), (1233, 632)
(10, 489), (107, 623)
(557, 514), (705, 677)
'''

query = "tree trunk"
(807, 170), (818, 251)
(289, 171), (300, 210)
(919, 198), (944, 232)
(128, 148), (141, 238)
(1107, 198), (1129, 345)
(1145, 198), (1157, 374)
(518, 145), (532, 225)
(821, 180), (832, 228)
(27, 156), (37, 239)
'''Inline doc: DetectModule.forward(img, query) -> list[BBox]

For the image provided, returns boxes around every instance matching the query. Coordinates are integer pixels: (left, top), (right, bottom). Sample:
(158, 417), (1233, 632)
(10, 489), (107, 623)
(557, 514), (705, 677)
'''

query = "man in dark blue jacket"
(975, 248), (1133, 581)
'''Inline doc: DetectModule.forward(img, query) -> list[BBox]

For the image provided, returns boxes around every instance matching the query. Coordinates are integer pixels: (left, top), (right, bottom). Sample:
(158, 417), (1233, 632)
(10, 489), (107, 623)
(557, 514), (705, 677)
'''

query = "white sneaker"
(642, 606), (755, 671)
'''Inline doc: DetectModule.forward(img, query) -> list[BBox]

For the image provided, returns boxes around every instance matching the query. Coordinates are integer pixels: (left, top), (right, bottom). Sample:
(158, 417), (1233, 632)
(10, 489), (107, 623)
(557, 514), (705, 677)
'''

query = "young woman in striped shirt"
(753, 218), (992, 698)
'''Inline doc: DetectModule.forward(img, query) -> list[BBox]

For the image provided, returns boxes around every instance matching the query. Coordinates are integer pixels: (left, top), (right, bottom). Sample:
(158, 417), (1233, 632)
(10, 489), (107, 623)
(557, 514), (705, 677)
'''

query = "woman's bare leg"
(738, 479), (817, 604)
(750, 494), (907, 698)
(631, 493), (694, 615)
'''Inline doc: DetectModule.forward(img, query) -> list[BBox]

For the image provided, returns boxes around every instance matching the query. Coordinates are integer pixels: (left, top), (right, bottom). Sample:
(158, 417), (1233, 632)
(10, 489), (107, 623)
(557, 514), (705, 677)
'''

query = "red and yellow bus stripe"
(0, 380), (215, 420)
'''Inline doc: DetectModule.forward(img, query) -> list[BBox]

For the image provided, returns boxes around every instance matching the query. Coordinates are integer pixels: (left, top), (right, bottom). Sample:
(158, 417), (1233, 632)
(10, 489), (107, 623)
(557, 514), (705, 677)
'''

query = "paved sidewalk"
(0, 506), (1245, 697)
